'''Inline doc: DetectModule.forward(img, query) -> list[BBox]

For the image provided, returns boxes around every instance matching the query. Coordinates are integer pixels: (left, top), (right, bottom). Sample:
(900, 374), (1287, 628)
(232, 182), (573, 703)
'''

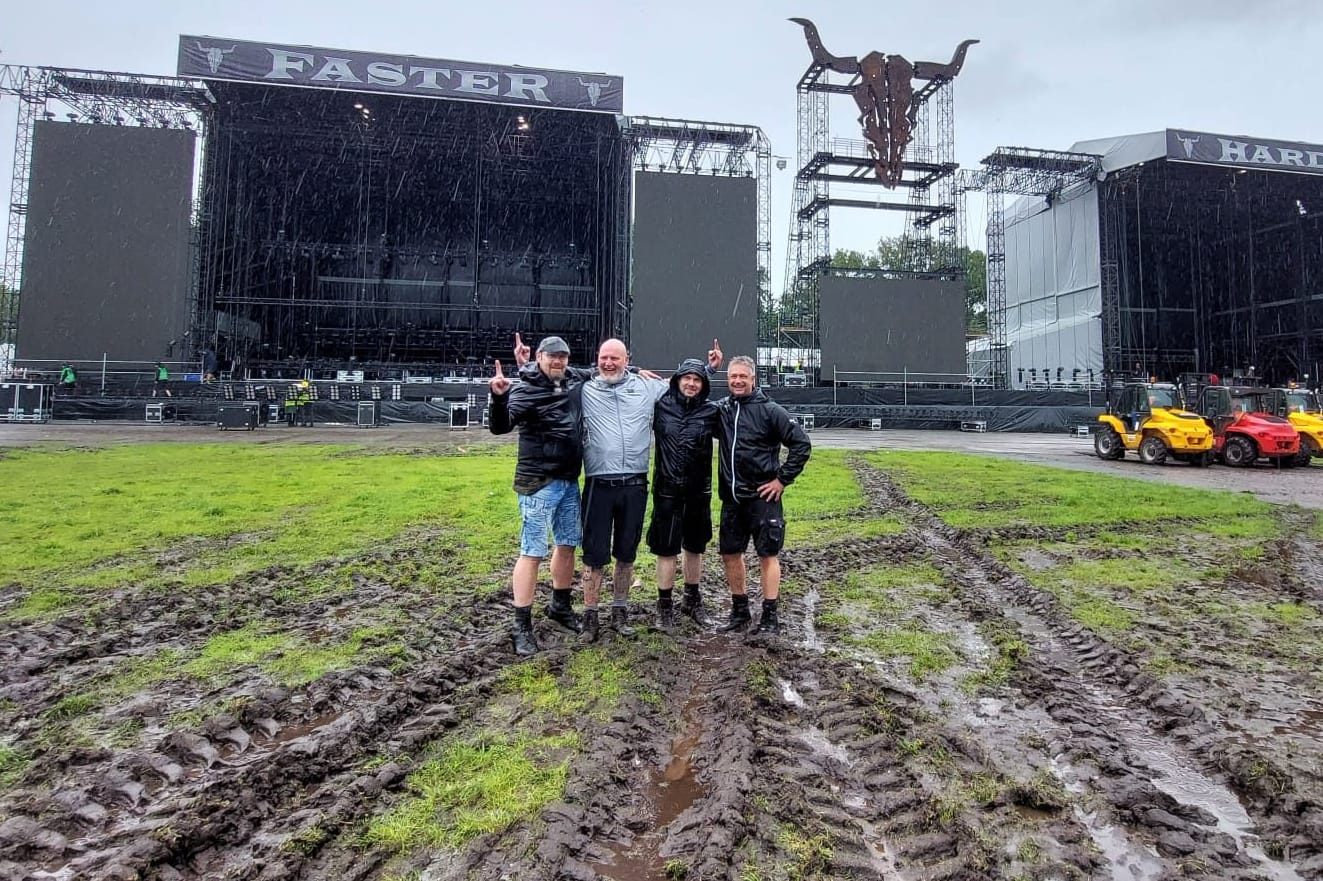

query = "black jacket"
(715, 387), (812, 503)
(488, 363), (583, 494)
(652, 359), (719, 496)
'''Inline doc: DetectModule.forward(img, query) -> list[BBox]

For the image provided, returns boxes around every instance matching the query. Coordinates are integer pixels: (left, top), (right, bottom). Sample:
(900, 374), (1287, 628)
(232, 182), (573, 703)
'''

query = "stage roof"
(1070, 128), (1323, 177)
(178, 35), (623, 114)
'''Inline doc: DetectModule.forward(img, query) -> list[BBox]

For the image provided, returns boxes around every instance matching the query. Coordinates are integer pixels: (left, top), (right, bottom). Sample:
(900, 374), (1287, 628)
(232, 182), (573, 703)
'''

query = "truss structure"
(959, 147), (1102, 388)
(781, 63), (961, 374)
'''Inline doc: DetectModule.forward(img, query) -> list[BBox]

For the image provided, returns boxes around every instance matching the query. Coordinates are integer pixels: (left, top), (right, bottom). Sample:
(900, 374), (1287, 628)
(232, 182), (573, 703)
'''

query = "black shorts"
(718, 496), (785, 558)
(646, 491), (712, 557)
(581, 476), (648, 568)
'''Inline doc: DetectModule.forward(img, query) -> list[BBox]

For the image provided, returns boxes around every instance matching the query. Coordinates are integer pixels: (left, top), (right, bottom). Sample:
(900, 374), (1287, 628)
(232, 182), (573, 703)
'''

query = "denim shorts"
(517, 479), (582, 558)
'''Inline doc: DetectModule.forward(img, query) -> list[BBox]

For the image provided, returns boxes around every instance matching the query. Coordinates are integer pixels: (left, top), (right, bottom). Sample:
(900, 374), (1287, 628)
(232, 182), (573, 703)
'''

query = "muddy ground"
(2, 430), (1322, 880)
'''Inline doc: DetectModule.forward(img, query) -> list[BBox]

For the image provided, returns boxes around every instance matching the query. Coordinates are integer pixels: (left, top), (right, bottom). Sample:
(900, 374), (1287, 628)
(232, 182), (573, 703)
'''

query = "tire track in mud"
(0, 542), (511, 727)
(852, 458), (1320, 879)
(736, 645), (1102, 881)
(0, 589), (520, 881)
(1261, 507), (1323, 606)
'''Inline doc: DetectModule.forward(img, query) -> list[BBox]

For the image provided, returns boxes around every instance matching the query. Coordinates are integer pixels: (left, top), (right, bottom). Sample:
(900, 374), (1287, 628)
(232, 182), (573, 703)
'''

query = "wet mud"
(3, 456), (1323, 880)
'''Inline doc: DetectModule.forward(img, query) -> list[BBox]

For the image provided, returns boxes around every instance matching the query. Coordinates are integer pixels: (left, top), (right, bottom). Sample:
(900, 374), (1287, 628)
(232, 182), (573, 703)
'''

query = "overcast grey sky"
(3, 0), (1322, 295)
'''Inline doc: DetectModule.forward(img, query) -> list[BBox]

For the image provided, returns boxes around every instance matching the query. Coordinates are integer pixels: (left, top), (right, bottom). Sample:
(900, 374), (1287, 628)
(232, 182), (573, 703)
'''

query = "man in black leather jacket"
(488, 335), (586, 656)
(646, 356), (721, 628)
(714, 355), (812, 636)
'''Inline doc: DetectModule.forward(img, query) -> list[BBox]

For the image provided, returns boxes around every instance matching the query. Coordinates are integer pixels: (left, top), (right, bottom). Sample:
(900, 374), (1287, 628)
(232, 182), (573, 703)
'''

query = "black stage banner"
(1167, 129), (1323, 176)
(178, 35), (623, 113)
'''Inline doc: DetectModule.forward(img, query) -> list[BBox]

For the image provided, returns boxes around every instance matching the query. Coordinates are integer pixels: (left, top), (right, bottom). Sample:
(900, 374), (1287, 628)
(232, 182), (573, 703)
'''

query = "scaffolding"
(969, 147), (1102, 388)
(780, 51), (964, 377)
(626, 116), (772, 332)
(0, 65), (208, 361)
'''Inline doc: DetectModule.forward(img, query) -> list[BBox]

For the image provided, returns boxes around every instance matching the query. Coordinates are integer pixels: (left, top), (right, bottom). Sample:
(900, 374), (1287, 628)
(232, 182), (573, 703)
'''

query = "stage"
(37, 378), (1103, 433)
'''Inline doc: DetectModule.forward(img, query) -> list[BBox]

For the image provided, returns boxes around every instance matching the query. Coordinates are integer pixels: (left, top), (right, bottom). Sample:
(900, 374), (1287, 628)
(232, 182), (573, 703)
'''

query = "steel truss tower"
(0, 65), (207, 362)
(781, 64), (961, 376)
(626, 116), (772, 336)
(959, 147), (1101, 388)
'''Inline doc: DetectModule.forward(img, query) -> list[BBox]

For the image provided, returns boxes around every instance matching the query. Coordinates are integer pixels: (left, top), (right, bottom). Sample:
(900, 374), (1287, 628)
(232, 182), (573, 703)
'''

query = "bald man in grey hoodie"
(577, 339), (722, 640)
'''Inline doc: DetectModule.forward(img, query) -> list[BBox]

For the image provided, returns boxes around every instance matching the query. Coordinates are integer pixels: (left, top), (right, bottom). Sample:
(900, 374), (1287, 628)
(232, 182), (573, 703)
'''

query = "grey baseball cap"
(536, 336), (570, 355)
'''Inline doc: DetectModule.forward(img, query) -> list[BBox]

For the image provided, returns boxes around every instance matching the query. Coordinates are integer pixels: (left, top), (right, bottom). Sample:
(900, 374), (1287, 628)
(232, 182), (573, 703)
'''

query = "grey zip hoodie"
(581, 372), (668, 477)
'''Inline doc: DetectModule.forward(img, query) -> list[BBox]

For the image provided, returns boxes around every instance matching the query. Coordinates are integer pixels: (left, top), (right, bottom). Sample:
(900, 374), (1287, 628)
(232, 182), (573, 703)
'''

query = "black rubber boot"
(753, 600), (780, 636)
(545, 592), (582, 634)
(656, 593), (675, 630)
(718, 595), (752, 632)
(610, 605), (636, 636)
(511, 608), (538, 656)
(580, 608), (600, 643)
(679, 584), (711, 627)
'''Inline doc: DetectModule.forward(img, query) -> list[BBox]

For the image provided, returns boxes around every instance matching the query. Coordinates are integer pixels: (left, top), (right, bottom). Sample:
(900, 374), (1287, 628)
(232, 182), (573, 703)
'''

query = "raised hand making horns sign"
(489, 359), (511, 396)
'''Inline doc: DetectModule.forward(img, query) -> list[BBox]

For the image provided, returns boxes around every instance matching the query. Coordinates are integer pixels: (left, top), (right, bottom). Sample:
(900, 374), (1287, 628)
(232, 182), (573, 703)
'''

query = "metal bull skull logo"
(578, 77), (607, 107)
(790, 19), (977, 187)
(196, 41), (236, 74)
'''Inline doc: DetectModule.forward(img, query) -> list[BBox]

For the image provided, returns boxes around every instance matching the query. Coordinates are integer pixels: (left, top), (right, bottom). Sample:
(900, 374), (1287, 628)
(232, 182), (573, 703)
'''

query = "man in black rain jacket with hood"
(714, 355), (812, 636)
(646, 355), (721, 628)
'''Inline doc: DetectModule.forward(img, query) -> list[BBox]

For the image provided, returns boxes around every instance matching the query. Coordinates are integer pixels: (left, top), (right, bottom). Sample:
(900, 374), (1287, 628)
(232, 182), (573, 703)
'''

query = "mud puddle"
(590, 635), (731, 881)
(1082, 682), (1306, 881)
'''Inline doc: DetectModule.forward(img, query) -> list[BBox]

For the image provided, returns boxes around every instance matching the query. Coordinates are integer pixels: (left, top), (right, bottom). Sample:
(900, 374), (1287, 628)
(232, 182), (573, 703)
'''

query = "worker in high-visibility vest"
(294, 380), (314, 426)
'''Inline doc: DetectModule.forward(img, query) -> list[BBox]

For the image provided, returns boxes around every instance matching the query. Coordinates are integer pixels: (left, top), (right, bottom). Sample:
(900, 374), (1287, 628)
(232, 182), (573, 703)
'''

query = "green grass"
(1060, 591), (1135, 632)
(961, 621), (1028, 692)
(497, 647), (637, 721)
(1144, 654), (1197, 677)
(1018, 555), (1197, 596)
(363, 731), (576, 851)
(0, 443), (519, 602)
(53, 621), (406, 726)
(776, 825), (833, 881)
(782, 450), (865, 518)
(870, 450), (1275, 531)
(848, 626), (958, 681)
(1, 444), (884, 616)
(780, 450), (904, 545)
(785, 513), (905, 544)
(0, 744), (28, 789)
(1245, 601), (1317, 627)
(829, 563), (948, 612)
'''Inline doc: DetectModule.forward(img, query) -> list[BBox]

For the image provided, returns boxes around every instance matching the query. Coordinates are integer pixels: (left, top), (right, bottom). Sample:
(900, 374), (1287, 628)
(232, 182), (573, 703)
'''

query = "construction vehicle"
(1094, 380), (1214, 465)
(1265, 387), (1323, 467)
(1191, 384), (1300, 467)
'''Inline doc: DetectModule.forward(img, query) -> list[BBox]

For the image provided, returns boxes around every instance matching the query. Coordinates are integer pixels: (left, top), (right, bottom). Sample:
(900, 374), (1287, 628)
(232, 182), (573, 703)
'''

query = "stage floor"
(3, 422), (1320, 510)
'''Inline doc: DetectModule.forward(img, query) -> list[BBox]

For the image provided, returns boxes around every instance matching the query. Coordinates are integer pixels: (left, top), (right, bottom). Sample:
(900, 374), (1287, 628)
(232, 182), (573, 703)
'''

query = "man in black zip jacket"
(647, 354), (721, 628)
(488, 335), (586, 656)
(715, 355), (812, 635)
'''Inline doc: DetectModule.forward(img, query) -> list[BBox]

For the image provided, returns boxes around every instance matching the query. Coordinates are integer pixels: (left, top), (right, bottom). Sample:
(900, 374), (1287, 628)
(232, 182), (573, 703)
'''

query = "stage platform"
(36, 381), (1104, 433)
